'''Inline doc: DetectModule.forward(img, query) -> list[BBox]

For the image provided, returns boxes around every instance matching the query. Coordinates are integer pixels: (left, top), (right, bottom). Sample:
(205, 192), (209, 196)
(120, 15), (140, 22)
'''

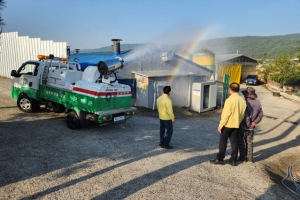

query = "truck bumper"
(94, 107), (137, 123)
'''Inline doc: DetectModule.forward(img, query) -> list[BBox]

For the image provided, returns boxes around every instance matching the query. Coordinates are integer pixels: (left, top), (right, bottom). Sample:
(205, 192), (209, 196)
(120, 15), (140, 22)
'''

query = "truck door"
(12, 62), (40, 99)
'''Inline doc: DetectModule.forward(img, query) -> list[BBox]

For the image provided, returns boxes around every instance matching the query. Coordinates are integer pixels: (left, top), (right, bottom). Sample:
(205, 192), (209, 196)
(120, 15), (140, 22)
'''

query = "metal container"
(192, 49), (215, 70)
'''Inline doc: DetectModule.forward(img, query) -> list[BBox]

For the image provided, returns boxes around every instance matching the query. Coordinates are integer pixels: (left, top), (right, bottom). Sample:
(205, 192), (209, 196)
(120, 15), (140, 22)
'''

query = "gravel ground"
(0, 76), (299, 200)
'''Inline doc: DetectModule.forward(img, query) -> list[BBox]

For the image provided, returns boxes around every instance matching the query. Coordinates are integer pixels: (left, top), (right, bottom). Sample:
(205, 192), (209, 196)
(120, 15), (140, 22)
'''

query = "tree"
(0, 0), (6, 26)
(259, 53), (300, 86)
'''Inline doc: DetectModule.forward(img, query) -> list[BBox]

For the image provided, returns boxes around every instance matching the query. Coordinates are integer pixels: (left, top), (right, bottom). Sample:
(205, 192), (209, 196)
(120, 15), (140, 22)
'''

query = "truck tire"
(17, 95), (34, 113)
(66, 111), (81, 129)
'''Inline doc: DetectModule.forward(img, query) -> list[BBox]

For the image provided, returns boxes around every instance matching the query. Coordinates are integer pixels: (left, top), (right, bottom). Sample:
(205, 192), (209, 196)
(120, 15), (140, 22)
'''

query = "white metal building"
(0, 32), (66, 78)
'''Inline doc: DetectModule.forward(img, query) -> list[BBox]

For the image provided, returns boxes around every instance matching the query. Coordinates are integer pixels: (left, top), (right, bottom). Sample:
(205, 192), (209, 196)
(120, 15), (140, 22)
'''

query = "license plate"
(114, 116), (125, 122)
(248, 82), (252, 84)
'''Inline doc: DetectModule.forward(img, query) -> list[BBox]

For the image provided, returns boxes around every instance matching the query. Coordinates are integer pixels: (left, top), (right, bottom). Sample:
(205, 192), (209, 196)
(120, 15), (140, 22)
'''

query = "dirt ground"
(0, 76), (300, 199)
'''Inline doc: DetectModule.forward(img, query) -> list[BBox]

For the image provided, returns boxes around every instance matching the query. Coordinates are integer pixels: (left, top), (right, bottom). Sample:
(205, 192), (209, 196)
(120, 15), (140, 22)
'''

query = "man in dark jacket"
(238, 87), (263, 163)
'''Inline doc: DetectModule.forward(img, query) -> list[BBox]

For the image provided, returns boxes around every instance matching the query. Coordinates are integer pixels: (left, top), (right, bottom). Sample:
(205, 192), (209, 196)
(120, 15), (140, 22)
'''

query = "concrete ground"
(0, 76), (299, 199)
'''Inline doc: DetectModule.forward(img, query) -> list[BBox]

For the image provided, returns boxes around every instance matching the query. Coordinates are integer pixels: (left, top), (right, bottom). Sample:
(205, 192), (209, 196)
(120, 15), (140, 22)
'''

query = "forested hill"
(76, 34), (300, 59)
(201, 33), (300, 59)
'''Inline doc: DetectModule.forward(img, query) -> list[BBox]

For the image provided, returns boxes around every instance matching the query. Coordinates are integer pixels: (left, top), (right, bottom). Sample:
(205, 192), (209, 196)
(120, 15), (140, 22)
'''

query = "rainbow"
(166, 25), (216, 86)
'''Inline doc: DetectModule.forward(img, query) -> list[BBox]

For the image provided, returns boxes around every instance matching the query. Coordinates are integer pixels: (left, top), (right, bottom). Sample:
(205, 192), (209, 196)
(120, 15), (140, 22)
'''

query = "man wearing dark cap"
(157, 86), (175, 149)
(238, 87), (263, 163)
(210, 82), (246, 166)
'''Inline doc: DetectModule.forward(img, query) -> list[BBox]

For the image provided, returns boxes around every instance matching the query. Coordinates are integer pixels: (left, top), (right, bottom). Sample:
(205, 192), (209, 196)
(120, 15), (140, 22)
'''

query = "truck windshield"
(247, 75), (257, 79)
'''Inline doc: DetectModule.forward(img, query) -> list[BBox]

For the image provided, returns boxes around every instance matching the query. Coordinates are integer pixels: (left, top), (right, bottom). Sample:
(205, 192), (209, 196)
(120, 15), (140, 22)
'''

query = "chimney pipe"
(111, 39), (122, 55)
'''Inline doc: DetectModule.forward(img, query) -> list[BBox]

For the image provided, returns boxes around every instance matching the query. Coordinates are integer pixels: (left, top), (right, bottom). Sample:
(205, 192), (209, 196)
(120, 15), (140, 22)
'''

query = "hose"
(110, 73), (117, 83)
(281, 162), (300, 197)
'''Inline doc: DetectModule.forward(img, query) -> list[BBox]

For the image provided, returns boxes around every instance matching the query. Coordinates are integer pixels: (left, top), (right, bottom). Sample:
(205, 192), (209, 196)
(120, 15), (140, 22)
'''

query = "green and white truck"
(10, 54), (136, 129)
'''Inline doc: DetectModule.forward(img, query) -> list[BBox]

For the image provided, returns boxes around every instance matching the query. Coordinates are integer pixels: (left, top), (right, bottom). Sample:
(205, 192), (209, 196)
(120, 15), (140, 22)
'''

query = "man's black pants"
(216, 127), (239, 162)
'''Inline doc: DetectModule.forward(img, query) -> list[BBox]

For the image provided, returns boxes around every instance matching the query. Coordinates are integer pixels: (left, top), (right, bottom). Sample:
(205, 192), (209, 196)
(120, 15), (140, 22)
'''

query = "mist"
(123, 23), (223, 64)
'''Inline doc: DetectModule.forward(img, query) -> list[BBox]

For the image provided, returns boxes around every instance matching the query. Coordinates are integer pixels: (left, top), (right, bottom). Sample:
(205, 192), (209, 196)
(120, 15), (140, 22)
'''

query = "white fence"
(0, 32), (67, 78)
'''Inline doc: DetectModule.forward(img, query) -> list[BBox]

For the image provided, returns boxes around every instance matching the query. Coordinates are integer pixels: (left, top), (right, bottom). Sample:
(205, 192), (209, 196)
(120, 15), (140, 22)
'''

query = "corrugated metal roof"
(215, 54), (257, 63)
(173, 53), (214, 73)
(132, 70), (203, 77)
(68, 48), (214, 79)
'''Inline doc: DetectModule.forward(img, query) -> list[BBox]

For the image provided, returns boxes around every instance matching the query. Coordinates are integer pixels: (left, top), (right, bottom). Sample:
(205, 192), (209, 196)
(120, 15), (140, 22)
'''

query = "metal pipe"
(111, 39), (122, 55)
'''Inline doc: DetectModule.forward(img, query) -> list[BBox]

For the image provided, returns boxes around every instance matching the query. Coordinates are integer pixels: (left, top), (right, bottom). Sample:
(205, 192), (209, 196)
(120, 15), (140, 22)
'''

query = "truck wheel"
(17, 95), (33, 113)
(66, 111), (81, 129)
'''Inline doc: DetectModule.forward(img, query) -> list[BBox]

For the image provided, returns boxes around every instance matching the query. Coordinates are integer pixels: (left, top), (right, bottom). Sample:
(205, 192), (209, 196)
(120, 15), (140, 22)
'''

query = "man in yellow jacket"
(157, 86), (175, 149)
(210, 82), (246, 166)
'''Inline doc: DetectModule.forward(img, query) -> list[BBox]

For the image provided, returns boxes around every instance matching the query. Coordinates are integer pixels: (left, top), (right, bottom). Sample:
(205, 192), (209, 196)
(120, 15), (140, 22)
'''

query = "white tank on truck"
(10, 54), (137, 129)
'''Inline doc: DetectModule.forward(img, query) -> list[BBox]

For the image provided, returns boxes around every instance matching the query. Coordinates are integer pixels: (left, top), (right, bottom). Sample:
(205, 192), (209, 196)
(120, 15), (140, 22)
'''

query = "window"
(18, 62), (39, 76)
(247, 75), (257, 79)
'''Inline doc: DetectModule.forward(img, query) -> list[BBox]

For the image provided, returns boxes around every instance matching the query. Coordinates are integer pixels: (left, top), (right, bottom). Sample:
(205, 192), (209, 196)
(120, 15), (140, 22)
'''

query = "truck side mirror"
(11, 70), (17, 77)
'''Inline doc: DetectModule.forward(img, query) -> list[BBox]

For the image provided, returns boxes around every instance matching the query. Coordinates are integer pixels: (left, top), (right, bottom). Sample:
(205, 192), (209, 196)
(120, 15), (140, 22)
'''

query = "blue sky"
(2, 0), (300, 49)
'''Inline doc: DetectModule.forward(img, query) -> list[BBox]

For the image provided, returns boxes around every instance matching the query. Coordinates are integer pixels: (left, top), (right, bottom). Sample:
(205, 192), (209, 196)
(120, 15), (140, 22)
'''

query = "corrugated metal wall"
(240, 62), (257, 82)
(0, 32), (67, 78)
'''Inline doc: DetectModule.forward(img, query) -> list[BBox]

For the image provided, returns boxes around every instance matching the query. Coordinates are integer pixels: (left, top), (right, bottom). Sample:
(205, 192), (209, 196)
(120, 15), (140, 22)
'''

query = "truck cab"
(11, 55), (79, 112)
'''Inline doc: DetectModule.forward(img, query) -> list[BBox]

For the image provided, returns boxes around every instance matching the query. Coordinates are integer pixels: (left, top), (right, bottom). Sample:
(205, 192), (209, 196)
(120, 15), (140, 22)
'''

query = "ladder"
(41, 58), (53, 84)
(42, 65), (49, 84)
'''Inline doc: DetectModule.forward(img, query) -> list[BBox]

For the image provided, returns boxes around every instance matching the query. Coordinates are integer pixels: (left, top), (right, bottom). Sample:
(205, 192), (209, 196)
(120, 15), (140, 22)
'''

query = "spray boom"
(96, 56), (124, 84)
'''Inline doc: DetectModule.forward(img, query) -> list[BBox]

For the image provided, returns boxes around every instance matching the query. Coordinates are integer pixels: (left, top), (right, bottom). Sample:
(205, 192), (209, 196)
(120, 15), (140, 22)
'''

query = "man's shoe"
(237, 157), (246, 162)
(209, 158), (224, 165)
(227, 160), (236, 166)
(160, 145), (173, 149)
